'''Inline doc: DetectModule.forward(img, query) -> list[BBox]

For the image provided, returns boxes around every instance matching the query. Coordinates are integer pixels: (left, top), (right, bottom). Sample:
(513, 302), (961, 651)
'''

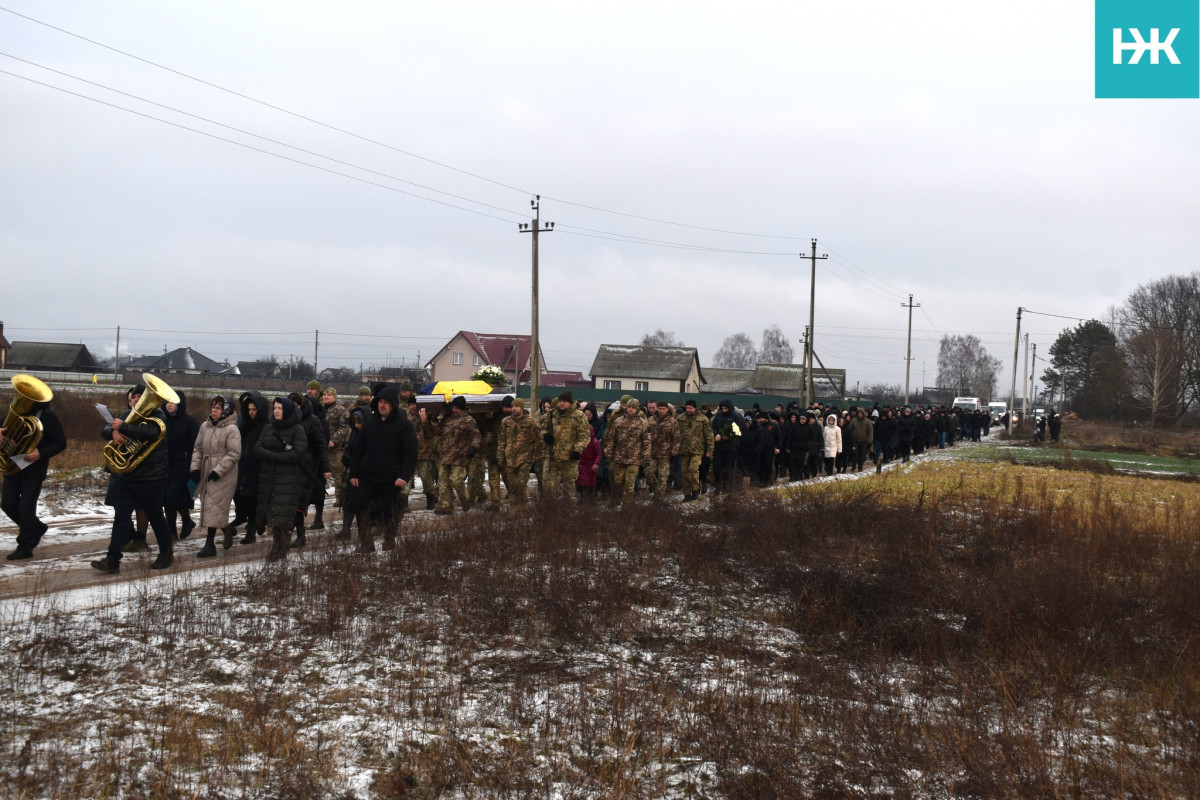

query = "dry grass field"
(2, 442), (1197, 798)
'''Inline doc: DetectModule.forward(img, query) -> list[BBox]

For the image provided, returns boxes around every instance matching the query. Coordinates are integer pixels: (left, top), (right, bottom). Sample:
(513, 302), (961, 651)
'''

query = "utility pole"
(1029, 343), (1037, 407)
(803, 239), (828, 407)
(314, 330), (319, 379)
(801, 327), (809, 402)
(901, 294), (920, 405)
(519, 196), (553, 411)
(114, 325), (121, 379)
(1021, 333), (1030, 422)
(1008, 307), (1022, 433)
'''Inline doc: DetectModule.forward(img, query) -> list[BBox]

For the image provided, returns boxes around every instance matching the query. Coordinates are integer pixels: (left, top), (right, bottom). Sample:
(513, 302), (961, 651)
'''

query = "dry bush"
(2, 467), (1198, 797)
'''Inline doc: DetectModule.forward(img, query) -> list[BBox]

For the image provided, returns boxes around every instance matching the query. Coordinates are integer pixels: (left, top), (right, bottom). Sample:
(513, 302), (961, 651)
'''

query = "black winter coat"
(236, 392), (269, 499)
(350, 389), (418, 485)
(164, 392), (200, 509)
(895, 413), (917, 443)
(1, 402), (66, 483)
(255, 411), (309, 530)
(103, 406), (170, 482)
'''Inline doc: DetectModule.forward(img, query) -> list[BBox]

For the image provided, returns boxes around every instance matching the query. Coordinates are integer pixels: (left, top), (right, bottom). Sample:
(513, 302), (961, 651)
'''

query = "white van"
(952, 396), (982, 411)
(987, 401), (1007, 422)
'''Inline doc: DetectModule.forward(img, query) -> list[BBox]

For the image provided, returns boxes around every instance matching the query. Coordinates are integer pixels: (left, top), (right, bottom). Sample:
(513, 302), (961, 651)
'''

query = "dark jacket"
(349, 387), (418, 485)
(710, 402), (744, 450)
(164, 392), (200, 509)
(103, 406), (169, 482)
(2, 401), (66, 483)
(235, 392), (269, 499)
(297, 399), (333, 476)
(255, 400), (309, 530)
(895, 413), (917, 443)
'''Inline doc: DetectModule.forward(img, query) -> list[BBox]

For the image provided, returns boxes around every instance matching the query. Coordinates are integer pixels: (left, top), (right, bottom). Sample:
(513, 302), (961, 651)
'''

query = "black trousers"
(2, 476), (49, 550)
(106, 476), (170, 564)
(713, 446), (737, 491)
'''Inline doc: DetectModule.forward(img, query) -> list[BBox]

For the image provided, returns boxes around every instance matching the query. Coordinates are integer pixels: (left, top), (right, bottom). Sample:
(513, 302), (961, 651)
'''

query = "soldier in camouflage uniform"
(646, 401), (680, 498)
(407, 399), (439, 509)
(469, 406), (503, 507)
(543, 391), (590, 501)
(604, 398), (651, 501)
(322, 388), (349, 508)
(677, 399), (715, 501)
(434, 396), (480, 515)
(496, 398), (540, 506)
(349, 386), (372, 413)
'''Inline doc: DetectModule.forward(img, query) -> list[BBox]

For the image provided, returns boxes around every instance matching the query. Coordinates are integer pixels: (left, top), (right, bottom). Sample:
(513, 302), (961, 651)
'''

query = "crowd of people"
(1, 378), (1008, 570)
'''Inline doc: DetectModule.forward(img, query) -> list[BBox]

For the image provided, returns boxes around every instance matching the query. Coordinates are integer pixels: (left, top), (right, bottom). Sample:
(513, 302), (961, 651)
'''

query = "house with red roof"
(425, 331), (549, 386)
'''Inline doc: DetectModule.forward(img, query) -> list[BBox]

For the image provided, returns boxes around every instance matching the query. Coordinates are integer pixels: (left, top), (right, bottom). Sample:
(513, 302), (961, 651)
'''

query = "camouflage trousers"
(416, 459), (438, 502)
(679, 455), (703, 495)
(329, 449), (345, 507)
(611, 463), (639, 498)
(547, 458), (578, 501)
(647, 458), (672, 496)
(502, 462), (532, 505)
(468, 453), (501, 503)
(436, 464), (470, 512)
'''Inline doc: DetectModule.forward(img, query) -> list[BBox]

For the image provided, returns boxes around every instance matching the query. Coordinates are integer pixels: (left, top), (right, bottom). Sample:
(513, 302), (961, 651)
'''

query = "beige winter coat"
(190, 413), (242, 528)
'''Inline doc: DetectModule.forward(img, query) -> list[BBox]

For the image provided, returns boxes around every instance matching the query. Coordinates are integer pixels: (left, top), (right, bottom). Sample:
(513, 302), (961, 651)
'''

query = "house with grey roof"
(588, 345), (706, 394)
(122, 347), (228, 375)
(702, 363), (846, 398)
(6, 341), (98, 372)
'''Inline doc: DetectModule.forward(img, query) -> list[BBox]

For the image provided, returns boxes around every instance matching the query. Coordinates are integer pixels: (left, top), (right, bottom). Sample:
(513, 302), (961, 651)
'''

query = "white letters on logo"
(1113, 27), (1182, 65)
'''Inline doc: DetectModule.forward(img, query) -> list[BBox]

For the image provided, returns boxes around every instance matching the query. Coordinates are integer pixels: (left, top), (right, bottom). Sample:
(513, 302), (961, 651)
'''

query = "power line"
(0, 5), (818, 243)
(0, 68), (524, 226)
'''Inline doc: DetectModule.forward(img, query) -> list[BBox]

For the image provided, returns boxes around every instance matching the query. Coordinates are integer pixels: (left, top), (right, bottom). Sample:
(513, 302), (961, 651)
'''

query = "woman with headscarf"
(231, 391), (268, 544)
(255, 397), (309, 562)
(163, 392), (200, 541)
(189, 396), (241, 557)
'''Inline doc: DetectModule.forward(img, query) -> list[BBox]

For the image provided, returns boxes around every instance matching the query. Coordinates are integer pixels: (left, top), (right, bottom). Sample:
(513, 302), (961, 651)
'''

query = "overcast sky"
(2, 2), (1197, 393)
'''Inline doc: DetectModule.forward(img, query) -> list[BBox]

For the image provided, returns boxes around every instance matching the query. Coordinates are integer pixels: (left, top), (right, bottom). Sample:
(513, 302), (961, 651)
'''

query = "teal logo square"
(1096, 0), (1199, 98)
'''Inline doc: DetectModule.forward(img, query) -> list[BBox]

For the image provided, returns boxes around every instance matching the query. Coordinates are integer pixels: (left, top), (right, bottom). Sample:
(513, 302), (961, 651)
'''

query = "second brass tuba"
(103, 374), (180, 475)
(1, 375), (54, 477)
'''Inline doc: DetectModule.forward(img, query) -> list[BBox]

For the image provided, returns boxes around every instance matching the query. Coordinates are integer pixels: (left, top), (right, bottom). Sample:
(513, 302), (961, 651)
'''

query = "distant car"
(987, 402), (1007, 423)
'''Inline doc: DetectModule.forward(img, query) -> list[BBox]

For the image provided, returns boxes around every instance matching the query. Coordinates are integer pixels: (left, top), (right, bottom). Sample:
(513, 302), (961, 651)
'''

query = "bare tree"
(640, 329), (685, 347)
(1119, 272), (1200, 422)
(862, 383), (904, 403)
(935, 335), (1001, 398)
(711, 333), (758, 369)
(758, 325), (794, 364)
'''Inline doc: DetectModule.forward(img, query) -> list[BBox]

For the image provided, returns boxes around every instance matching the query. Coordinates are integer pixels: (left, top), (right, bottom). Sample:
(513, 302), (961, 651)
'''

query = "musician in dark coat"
(1, 392), (67, 561)
(93, 389), (173, 573)
(255, 397), (309, 562)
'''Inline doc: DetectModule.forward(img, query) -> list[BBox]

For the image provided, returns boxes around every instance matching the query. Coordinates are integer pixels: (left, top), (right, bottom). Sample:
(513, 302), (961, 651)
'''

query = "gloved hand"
(569, 451), (581, 461)
(543, 432), (554, 445)
(207, 471), (220, 482)
(189, 470), (201, 483)
(466, 446), (477, 459)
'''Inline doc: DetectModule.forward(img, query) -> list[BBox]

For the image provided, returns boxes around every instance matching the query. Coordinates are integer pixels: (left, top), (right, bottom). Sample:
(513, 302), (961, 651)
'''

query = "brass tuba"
(103, 374), (180, 475)
(1, 375), (54, 477)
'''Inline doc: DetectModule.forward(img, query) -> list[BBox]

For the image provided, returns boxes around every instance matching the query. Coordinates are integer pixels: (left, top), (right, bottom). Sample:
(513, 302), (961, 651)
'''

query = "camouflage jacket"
(648, 411), (680, 459)
(605, 412), (650, 466)
(497, 413), (541, 469)
(546, 406), (590, 461)
(436, 410), (481, 467)
(411, 410), (439, 461)
(677, 411), (715, 457)
(324, 401), (349, 449)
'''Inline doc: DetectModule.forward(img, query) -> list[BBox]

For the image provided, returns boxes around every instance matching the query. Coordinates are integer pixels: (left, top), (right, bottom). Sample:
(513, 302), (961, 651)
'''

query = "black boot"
(267, 528), (288, 562)
(310, 511), (325, 531)
(198, 529), (217, 558)
(292, 526), (307, 548)
(151, 548), (174, 570)
(240, 523), (257, 545)
(222, 526), (234, 550)
(335, 511), (354, 541)
(179, 513), (196, 540)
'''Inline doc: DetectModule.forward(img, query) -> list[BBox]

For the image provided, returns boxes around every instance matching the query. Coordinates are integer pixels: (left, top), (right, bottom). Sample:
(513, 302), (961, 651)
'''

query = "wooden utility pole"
(1022, 333), (1030, 422)
(803, 239), (828, 407)
(1008, 307), (1022, 433)
(519, 196), (553, 411)
(314, 330), (319, 379)
(901, 294), (920, 405)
